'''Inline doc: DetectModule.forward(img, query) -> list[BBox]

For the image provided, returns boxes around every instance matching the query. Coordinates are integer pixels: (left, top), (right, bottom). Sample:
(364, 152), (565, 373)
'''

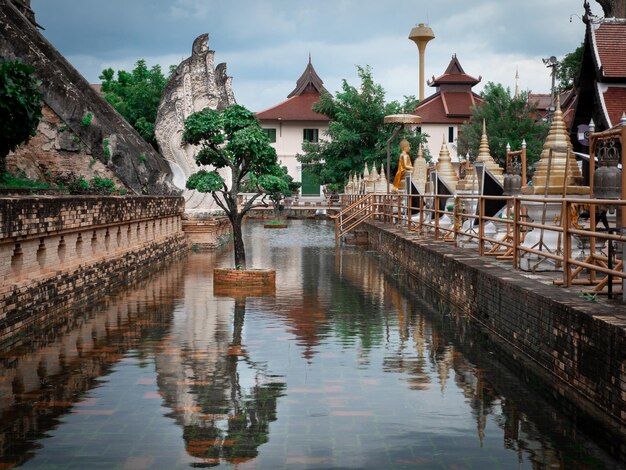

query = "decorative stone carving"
(155, 34), (237, 213)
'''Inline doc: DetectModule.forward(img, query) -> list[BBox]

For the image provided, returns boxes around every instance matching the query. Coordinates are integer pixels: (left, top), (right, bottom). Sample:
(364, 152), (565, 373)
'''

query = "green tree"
(297, 66), (427, 192)
(456, 82), (548, 170)
(0, 58), (43, 175)
(245, 165), (300, 217)
(557, 44), (584, 90)
(183, 104), (288, 269)
(99, 59), (169, 148)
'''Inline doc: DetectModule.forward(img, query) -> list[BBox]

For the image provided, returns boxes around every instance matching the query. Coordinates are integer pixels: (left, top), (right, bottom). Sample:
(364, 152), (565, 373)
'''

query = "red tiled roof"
(441, 91), (476, 116)
(601, 86), (626, 127)
(256, 92), (329, 121)
(593, 22), (626, 79)
(414, 91), (482, 124)
(528, 89), (577, 128)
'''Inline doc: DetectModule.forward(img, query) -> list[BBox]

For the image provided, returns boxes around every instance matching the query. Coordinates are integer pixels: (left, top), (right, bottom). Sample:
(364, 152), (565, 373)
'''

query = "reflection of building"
(257, 59), (330, 197)
(0, 263), (185, 468)
(414, 55), (483, 162)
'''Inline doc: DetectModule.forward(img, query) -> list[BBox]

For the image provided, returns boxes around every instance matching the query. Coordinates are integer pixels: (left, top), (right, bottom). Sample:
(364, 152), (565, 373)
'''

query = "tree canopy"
(456, 82), (548, 170)
(297, 66), (426, 192)
(557, 43), (584, 91)
(99, 59), (171, 149)
(184, 104), (290, 269)
(0, 58), (42, 175)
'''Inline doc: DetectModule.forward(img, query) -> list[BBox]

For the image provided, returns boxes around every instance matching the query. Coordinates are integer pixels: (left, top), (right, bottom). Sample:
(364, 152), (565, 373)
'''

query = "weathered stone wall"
(0, 196), (188, 346)
(6, 105), (124, 184)
(362, 221), (626, 436)
(0, 0), (177, 195)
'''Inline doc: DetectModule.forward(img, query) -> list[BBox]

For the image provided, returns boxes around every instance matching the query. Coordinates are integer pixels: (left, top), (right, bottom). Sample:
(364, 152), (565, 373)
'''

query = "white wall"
(261, 120), (329, 187)
(421, 124), (460, 163)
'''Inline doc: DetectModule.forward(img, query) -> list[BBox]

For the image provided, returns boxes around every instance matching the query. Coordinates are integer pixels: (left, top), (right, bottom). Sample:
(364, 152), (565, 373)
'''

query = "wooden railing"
(340, 193), (626, 298)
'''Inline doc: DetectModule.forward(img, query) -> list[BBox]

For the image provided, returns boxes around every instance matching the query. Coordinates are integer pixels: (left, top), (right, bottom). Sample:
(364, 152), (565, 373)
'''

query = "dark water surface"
(0, 220), (622, 469)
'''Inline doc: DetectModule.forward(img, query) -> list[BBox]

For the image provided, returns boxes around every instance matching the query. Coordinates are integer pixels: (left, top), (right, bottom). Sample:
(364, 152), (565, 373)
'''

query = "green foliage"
(183, 104), (281, 269)
(89, 175), (116, 193)
(99, 59), (170, 149)
(186, 169), (224, 193)
(182, 105), (279, 189)
(257, 165), (301, 209)
(138, 153), (146, 163)
(0, 172), (50, 189)
(297, 66), (427, 189)
(456, 82), (548, 169)
(55, 172), (125, 195)
(103, 139), (111, 160)
(558, 44), (583, 91)
(80, 112), (93, 127)
(0, 58), (43, 174)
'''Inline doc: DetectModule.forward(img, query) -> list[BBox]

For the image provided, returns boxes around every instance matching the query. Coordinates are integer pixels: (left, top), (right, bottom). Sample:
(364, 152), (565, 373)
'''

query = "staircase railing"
(331, 194), (375, 242)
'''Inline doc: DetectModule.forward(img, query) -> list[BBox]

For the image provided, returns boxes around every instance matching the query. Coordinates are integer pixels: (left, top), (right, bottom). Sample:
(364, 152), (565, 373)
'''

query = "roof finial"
(514, 66), (520, 99)
(308, 52), (311, 64)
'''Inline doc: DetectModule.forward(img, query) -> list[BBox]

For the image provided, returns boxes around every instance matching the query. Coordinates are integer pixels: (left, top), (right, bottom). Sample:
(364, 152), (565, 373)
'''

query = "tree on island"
(243, 165), (300, 218)
(183, 104), (289, 269)
(0, 58), (42, 176)
(456, 82), (548, 171)
(99, 60), (172, 149)
(297, 66), (427, 192)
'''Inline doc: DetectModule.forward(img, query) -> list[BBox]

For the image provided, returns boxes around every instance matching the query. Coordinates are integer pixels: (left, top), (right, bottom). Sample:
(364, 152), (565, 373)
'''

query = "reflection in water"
(0, 220), (621, 469)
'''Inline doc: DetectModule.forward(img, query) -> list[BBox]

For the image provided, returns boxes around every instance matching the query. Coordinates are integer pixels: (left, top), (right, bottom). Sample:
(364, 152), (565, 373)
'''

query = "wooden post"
(562, 198), (571, 287)
(434, 195), (440, 240)
(513, 197), (521, 269)
(478, 197), (485, 256)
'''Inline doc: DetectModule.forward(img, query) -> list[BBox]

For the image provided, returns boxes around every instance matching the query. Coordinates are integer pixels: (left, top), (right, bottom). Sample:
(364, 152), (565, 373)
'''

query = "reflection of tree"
(170, 296), (285, 466)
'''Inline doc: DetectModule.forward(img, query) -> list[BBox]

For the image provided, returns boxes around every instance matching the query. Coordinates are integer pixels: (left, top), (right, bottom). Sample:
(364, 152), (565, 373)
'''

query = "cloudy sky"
(30, 0), (591, 112)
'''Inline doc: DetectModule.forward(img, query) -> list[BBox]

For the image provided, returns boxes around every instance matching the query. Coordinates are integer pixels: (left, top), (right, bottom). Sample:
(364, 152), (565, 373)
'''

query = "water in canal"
(0, 220), (622, 469)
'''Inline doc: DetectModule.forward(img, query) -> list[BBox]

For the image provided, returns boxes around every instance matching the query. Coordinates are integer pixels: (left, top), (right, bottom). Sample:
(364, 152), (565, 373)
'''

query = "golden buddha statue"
(393, 138), (413, 190)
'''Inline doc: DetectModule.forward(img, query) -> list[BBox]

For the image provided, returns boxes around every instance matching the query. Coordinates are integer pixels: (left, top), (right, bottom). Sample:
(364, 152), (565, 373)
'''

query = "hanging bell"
(594, 141), (621, 199)
(503, 173), (522, 196)
(594, 165), (621, 199)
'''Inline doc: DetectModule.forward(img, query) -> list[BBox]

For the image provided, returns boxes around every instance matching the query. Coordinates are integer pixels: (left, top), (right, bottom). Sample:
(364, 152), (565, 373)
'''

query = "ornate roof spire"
(287, 58), (327, 97)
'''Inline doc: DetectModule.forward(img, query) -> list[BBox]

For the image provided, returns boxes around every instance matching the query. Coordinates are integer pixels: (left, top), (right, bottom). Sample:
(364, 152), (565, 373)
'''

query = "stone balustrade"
(0, 196), (188, 345)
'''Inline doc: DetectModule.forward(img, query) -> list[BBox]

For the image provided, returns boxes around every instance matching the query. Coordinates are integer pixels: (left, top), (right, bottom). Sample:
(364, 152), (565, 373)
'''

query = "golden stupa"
(436, 138), (458, 192)
(531, 96), (588, 195)
(475, 119), (504, 183)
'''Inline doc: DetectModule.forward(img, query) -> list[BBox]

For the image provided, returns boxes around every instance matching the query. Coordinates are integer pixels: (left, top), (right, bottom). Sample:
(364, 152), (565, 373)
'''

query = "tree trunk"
(231, 215), (246, 269)
(596, 0), (626, 18)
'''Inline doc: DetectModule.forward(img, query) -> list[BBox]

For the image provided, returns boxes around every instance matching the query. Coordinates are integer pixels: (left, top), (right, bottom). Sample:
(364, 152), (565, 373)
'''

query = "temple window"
(303, 128), (319, 143)
(448, 126), (454, 143)
(263, 128), (277, 143)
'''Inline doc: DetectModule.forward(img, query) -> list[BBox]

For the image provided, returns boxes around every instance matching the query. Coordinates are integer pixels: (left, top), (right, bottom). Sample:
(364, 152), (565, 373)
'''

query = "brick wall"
(0, 196), (188, 346)
(363, 221), (626, 435)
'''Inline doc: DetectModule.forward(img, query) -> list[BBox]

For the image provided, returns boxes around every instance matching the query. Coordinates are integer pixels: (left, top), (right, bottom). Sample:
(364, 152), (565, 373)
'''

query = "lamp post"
(542, 56), (559, 123)
(383, 114), (422, 194)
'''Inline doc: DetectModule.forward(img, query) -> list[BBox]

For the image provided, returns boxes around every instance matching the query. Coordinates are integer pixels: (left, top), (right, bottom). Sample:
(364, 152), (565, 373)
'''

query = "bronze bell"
(594, 165), (621, 199)
(503, 173), (522, 196)
(594, 141), (621, 199)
